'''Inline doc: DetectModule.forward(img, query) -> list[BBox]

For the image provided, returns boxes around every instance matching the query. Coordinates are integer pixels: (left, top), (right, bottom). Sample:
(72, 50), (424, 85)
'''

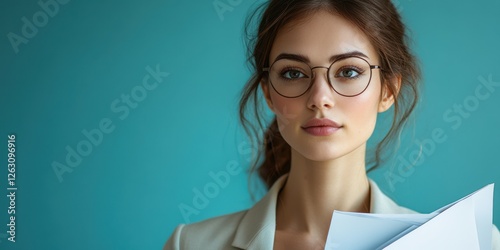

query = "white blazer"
(164, 174), (500, 249)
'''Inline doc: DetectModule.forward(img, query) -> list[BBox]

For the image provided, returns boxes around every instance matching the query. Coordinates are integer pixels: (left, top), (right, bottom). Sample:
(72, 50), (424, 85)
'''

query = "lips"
(301, 118), (342, 136)
(301, 118), (342, 129)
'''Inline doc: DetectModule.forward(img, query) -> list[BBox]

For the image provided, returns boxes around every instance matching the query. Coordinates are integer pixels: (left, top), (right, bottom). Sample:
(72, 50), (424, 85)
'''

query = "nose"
(307, 66), (335, 110)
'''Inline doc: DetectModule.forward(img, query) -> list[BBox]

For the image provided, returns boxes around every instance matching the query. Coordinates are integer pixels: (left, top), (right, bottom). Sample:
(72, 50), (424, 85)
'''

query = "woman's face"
(262, 10), (396, 163)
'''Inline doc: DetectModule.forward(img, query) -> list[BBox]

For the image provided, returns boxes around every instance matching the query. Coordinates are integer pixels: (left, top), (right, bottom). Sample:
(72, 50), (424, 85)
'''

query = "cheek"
(269, 93), (303, 132)
(339, 85), (381, 134)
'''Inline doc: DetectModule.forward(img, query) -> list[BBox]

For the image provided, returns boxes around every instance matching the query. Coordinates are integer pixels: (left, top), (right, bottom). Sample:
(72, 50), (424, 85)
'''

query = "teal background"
(0, 0), (499, 249)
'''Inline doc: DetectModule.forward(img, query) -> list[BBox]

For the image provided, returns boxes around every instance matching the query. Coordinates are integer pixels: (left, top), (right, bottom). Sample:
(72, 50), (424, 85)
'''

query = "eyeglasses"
(262, 56), (382, 98)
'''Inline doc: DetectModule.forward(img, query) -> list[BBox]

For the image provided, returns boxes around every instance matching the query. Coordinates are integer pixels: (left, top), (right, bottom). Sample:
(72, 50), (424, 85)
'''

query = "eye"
(337, 68), (361, 78)
(282, 69), (306, 80)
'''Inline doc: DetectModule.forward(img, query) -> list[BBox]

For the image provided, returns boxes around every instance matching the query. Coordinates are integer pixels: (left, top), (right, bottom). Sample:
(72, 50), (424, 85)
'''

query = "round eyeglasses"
(262, 56), (382, 98)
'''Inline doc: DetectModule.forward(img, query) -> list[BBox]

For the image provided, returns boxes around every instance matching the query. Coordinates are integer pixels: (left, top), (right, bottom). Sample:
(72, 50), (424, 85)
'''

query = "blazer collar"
(369, 179), (415, 214)
(231, 174), (410, 249)
(231, 174), (287, 249)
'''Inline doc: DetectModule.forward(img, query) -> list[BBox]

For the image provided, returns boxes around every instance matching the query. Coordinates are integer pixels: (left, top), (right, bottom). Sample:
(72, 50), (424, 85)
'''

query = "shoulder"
(163, 210), (248, 250)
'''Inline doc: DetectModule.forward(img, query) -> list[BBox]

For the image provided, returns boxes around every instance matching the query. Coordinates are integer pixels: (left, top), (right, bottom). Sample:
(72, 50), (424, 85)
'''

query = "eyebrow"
(272, 51), (370, 64)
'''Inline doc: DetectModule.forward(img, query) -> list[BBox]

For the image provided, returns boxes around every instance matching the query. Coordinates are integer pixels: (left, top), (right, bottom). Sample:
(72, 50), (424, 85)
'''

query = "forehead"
(269, 10), (378, 65)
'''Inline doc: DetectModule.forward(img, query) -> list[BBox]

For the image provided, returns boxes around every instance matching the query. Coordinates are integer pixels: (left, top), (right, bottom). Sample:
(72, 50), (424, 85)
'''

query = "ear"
(261, 80), (275, 112)
(378, 75), (401, 113)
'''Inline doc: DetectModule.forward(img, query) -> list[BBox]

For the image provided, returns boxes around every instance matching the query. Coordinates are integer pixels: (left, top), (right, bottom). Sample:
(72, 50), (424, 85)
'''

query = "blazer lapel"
(231, 174), (288, 249)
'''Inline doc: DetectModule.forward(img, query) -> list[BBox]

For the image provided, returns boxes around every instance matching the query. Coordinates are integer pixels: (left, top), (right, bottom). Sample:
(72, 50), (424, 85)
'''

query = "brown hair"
(239, 0), (420, 189)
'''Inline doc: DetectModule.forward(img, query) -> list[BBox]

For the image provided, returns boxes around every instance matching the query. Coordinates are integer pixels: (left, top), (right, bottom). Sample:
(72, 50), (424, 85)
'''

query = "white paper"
(324, 184), (494, 250)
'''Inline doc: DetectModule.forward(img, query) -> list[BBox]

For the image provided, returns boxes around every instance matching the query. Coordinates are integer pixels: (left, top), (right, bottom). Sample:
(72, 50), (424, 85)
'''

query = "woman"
(165, 0), (500, 249)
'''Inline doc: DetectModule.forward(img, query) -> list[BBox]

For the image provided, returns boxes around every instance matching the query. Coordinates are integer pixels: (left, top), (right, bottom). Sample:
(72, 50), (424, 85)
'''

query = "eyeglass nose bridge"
(310, 65), (330, 72)
(309, 65), (332, 87)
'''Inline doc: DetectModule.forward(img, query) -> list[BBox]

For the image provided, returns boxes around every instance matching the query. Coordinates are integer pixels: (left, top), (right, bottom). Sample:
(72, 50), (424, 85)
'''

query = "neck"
(275, 145), (371, 241)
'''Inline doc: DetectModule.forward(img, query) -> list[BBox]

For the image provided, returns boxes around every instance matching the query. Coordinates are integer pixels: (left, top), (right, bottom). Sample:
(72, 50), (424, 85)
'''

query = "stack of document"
(325, 184), (494, 249)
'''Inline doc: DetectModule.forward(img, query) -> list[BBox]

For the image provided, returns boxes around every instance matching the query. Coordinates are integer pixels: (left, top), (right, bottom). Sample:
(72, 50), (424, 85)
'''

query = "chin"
(297, 147), (350, 162)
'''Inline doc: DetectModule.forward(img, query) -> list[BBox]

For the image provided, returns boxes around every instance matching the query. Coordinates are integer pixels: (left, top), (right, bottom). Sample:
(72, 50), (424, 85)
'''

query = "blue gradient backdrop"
(1, 0), (499, 249)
